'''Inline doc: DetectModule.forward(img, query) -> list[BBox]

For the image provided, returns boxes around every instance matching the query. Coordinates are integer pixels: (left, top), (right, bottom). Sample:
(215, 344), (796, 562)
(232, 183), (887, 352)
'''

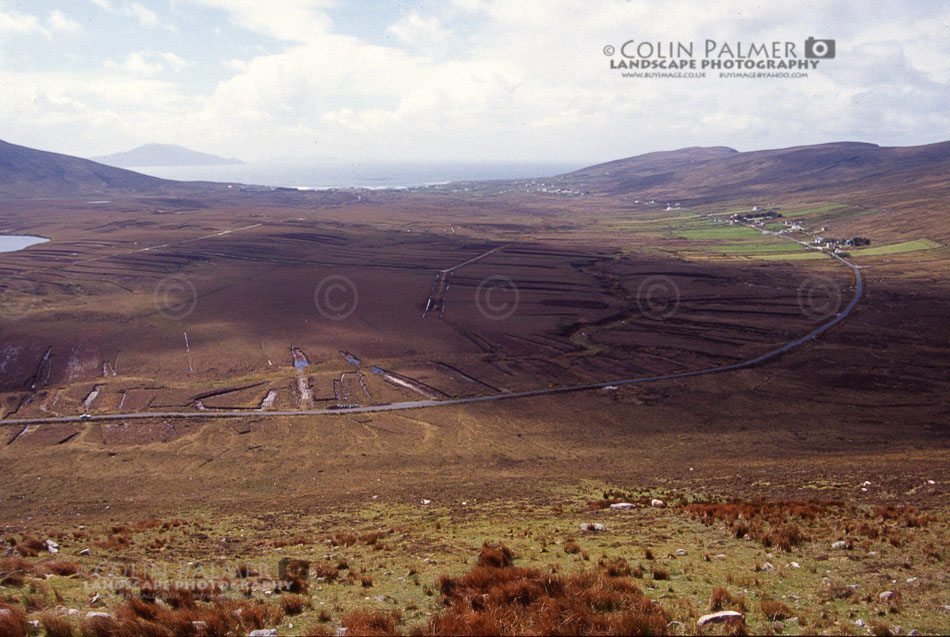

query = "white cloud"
(2, 0), (947, 162)
(387, 13), (449, 53)
(91, 0), (177, 31)
(48, 9), (82, 33)
(0, 6), (47, 38)
(105, 51), (191, 76)
(190, 0), (333, 42)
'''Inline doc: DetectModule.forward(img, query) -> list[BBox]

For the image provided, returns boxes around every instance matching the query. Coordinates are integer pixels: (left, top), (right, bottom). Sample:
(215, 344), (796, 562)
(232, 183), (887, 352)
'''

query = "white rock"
(609, 502), (635, 510)
(762, 562), (775, 571)
(906, 577), (917, 583)
(79, 548), (91, 556)
(336, 628), (348, 637)
(713, 554), (727, 559)
(926, 480), (935, 485)
(908, 630), (921, 636)
(675, 549), (687, 556)
(420, 499), (431, 505)
(862, 481), (872, 487)
(67, 609), (79, 616)
(86, 612), (110, 618)
(831, 540), (847, 550)
(854, 619), (865, 627)
(879, 591), (895, 602)
(248, 631), (277, 637)
(580, 523), (606, 532)
(45, 540), (59, 554)
(788, 561), (801, 569)
(191, 621), (208, 631)
(697, 611), (744, 627)
(650, 499), (666, 508)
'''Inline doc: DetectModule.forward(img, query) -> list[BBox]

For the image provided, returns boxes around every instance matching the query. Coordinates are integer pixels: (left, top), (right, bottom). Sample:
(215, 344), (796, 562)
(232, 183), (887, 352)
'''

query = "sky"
(0, 0), (947, 163)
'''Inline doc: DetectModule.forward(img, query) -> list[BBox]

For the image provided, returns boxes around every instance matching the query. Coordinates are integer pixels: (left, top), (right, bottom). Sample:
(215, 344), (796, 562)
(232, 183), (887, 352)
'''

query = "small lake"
(0, 235), (49, 253)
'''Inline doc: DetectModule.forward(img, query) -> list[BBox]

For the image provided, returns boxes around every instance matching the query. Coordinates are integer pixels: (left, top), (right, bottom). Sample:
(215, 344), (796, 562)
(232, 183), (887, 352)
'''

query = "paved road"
(0, 244), (862, 427)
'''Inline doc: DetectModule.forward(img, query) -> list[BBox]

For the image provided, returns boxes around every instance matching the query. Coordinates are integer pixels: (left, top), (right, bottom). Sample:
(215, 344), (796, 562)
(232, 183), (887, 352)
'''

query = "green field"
(677, 224), (762, 240)
(849, 238), (941, 257)
(753, 251), (827, 261)
(781, 204), (848, 218)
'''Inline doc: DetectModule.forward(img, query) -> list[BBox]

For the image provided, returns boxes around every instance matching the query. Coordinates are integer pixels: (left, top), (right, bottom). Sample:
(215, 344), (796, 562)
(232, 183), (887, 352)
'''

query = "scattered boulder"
(762, 562), (776, 571)
(248, 631), (277, 637)
(879, 591), (895, 602)
(86, 612), (109, 619)
(421, 499), (431, 505)
(579, 523), (605, 532)
(854, 619), (865, 627)
(773, 620), (785, 632)
(697, 611), (744, 628)
(45, 540), (59, 554)
(831, 541), (847, 550)
(609, 502), (635, 510)
(788, 561), (801, 569)
(191, 621), (207, 631)
(651, 499), (666, 508)
(78, 548), (91, 556)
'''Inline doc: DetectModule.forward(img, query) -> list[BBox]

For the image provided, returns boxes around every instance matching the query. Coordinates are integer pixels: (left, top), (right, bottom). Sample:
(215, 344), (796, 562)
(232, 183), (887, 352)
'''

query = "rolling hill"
(92, 143), (243, 168)
(0, 139), (231, 199)
(559, 141), (950, 205)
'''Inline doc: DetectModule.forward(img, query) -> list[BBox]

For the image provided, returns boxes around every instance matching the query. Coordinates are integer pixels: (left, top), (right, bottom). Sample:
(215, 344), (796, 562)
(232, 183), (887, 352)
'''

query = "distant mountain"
(92, 144), (243, 168)
(0, 139), (231, 199)
(560, 141), (950, 204)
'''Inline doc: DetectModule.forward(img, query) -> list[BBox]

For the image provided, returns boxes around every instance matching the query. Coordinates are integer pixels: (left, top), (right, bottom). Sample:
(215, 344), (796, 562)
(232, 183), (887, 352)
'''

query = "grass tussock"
(341, 609), (400, 636)
(760, 598), (793, 620)
(684, 498), (837, 550)
(0, 600), (29, 637)
(41, 561), (80, 577)
(281, 594), (309, 615)
(431, 543), (669, 635)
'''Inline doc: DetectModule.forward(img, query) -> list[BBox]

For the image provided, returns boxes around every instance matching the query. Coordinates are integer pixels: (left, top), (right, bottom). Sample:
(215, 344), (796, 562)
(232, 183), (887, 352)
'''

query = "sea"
(133, 161), (586, 190)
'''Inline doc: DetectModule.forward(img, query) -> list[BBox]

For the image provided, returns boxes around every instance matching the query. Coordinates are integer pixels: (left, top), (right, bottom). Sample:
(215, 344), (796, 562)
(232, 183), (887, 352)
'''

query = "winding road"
(0, 238), (862, 427)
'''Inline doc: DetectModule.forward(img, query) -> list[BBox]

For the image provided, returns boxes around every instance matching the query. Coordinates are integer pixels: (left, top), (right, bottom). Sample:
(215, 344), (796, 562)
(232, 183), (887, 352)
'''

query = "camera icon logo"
(804, 37), (835, 59)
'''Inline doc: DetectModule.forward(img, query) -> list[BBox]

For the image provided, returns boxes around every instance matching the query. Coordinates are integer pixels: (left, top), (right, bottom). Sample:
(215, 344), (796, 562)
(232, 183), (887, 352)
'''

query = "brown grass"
(0, 601), (28, 637)
(476, 542), (514, 568)
(314, 560), (339, 583)
(759, 598), (792, 620)
(342, 609), (399, 636)
(430, 543), (669, 635)
(564, 541), (581, 555)
(41, 561), (80, 576)
(40, 612), (75, 637)
(281, 594), (309, 615)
